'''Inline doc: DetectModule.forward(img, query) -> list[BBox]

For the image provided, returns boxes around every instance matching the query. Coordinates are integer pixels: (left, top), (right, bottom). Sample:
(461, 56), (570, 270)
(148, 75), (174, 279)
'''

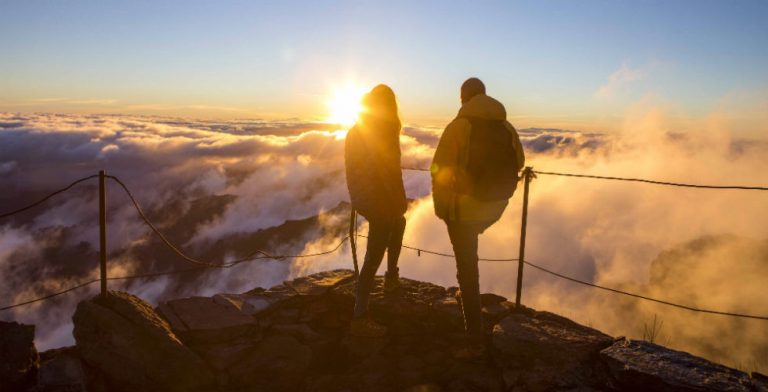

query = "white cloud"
(595, 63), (646, 98)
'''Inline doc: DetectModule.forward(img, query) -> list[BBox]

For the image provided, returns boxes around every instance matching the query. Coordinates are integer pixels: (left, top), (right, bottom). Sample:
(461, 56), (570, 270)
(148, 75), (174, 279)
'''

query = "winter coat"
(345, 117), (407, 219)
(431, 94), (525, 223)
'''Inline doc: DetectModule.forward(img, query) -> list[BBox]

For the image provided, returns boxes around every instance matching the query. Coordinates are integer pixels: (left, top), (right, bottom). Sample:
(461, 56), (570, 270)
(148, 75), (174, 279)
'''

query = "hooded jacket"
(345, 117), (407, 218)
(431, 94), (525, 223)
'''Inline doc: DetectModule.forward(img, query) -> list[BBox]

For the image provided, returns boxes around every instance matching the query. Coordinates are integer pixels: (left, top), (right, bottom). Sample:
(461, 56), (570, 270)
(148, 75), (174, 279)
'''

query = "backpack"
(456, 117), (520, 201)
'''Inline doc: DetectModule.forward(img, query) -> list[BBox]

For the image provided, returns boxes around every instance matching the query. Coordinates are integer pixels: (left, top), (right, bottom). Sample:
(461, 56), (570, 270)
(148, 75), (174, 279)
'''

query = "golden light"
(326, 84), (366, 128)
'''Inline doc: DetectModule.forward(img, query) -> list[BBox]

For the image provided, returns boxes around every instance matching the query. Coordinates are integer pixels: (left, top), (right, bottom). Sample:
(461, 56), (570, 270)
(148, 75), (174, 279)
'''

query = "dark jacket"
(345, 117), (407, 218)
(431, 94), (525, 223)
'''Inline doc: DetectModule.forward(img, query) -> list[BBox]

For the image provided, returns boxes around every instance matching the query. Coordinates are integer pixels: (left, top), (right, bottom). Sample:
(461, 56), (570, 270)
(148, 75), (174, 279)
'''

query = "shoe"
(384, 269), (400, 293)
(350, 318), (388, 338)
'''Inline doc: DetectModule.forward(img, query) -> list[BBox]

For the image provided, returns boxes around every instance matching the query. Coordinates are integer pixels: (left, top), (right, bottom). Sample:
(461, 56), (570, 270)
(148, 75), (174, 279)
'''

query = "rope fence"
(533, 170), (768, 191)
(1, 168), (767, 321)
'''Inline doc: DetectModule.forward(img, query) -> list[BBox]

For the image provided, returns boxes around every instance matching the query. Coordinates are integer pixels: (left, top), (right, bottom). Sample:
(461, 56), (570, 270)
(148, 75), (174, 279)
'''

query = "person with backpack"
(431, 78), (525, 352)
(345, 84), (407, 337)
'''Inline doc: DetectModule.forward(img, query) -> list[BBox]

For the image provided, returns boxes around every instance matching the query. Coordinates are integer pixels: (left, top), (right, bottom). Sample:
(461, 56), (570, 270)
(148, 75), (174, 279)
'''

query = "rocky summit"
(3, 269), (767, 392)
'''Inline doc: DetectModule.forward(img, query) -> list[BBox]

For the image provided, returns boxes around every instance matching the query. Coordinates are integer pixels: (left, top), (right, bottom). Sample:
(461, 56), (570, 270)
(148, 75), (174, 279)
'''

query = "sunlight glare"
(326, 84), (366, 128)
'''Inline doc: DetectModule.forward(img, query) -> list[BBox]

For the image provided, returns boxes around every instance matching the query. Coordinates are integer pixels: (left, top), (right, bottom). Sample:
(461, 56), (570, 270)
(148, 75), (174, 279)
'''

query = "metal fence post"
(99, 170), (107, 298)
(515, 167), (533, 307)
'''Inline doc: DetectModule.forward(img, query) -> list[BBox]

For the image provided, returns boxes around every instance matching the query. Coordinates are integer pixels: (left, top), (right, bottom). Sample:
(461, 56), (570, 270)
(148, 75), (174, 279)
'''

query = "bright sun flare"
(326, 84), (366, 128)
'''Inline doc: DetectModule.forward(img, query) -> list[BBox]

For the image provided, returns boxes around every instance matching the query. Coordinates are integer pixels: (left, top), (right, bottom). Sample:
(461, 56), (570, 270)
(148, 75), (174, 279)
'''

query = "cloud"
(595, 63), (646, 98)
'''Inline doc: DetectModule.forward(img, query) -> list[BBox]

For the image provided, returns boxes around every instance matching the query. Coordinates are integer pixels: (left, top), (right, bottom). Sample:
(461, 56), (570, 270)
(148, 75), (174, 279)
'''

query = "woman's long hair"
(359, 84), (401, 132)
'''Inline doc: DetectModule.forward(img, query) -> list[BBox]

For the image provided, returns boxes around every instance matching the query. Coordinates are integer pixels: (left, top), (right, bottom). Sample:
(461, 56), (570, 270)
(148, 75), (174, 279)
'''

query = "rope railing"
(402, 166), (768, 191)
(0, 174), (99, 219)
(354, 234), (517, 262)
(1, 169), (767, 323)
(533, 170), (768, 191)
(523, 260), (768, 321)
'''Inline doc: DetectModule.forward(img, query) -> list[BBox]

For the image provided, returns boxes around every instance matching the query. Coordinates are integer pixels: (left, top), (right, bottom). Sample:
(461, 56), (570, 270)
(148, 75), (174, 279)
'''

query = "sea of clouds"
(1, 108), (766, 371)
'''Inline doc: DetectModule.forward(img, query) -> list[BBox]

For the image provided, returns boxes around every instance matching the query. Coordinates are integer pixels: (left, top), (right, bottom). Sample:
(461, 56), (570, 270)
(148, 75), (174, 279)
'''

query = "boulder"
(0, 321), (38, 392)
(156, 296), (258, 344)
(600, 339), (755, 391)
(72, 291), (214, 392)
(37, 347), (87, 392)
(492, 310), (614, 390)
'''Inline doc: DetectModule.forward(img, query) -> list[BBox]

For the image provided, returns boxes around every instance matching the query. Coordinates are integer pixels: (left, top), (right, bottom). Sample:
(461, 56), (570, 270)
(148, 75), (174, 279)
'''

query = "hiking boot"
(350, 318), (387, 338)
(384, 269), (400, 293)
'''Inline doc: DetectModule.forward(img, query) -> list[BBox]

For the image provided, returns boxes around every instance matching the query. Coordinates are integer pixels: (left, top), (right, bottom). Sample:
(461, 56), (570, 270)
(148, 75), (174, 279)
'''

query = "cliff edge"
(3, 269), (766, 391)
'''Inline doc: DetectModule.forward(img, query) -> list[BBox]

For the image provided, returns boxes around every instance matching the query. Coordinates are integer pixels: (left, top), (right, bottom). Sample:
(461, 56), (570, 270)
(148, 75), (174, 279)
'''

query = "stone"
(212, 293), (274, 315)
(271, 323), (323, 343)
(37, 347), (87, 392)
(73, 291), (214, 392)
(445, 362), (503, 392)
(481, 302), (510, 319)
(751, 372), (768, 392)
(601, 339), (755, 391)
(227, 335), (312, 390)
(285, 269), (355, 296)
(403, 383), (442, 392)
(398, 355), (425, 371)
(156, 296), (257, 344)
(431, 296), (463, 321)
(492, 310), (613, 390)
(480, 293), (507, 305)
(0, 321), (38, 392)
(752, 372), (768, 392)
(342, 335), (388, 359)
(189, 341), (256, 371)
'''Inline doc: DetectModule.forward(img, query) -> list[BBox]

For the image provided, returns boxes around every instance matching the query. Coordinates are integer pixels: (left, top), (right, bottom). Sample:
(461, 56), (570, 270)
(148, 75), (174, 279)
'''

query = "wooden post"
(515, 167), (533, 307)
(349, 208), (359, 278)
(99, 170), (107, 298)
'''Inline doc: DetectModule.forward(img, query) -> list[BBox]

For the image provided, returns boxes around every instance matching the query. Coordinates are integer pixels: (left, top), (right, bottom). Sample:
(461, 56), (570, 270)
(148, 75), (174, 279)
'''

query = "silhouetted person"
(431, 78), (525, 354)
(345, 84), (407, 337)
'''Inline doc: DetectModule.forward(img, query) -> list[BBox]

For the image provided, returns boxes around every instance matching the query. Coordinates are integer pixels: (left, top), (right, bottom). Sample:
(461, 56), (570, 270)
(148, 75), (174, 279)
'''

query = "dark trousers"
(447, 220), (492, 336)
(354, 214), (406, 318)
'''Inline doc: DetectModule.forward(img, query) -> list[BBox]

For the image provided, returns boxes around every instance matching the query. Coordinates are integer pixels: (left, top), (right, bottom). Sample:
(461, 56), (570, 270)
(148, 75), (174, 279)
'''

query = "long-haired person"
(344, 84), (407, 337)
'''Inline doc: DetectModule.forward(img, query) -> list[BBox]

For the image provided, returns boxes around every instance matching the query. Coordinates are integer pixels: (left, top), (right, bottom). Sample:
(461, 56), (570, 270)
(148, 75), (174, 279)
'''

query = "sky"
(1, 1), (768, 133)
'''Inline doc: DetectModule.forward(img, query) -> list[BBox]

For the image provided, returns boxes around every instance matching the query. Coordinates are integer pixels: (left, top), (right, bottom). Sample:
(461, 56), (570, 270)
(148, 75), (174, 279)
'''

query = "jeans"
(446, 220), (493, 335)
(353, 214), (406, 318)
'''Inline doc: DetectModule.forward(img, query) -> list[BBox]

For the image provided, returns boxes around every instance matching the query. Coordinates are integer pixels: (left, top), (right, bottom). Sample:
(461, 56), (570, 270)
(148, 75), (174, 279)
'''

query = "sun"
(326, 84), (366, 128)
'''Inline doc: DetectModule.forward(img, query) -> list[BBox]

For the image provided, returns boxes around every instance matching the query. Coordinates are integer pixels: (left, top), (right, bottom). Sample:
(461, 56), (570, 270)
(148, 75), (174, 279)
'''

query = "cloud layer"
(1, 110), (766, 372)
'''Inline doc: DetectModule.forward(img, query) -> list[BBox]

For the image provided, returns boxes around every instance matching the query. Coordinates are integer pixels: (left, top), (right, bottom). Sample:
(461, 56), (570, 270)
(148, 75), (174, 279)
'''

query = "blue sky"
(1, 1), (767, 130)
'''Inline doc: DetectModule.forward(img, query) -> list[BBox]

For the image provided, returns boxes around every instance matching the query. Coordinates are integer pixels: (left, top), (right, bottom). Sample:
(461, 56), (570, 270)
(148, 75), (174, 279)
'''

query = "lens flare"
(326, 84), (366, 128)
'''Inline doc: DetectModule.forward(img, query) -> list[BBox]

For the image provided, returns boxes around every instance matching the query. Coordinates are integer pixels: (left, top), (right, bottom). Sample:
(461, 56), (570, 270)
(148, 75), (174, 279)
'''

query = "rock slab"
(37, 347), (87, 392)
(72, 291), (214, 392)
(601, 339), (755, 392)
(157, 296), (257, 344)
(0, 321), (39, 391)
(492, 309), (614, 390)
